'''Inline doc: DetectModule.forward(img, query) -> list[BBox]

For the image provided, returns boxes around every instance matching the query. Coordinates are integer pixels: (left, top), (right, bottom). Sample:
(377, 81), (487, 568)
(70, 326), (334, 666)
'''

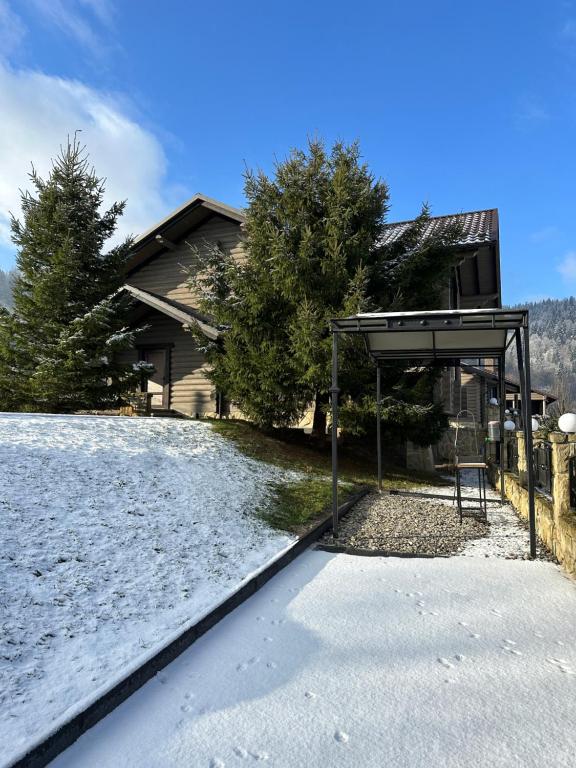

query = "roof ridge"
(383, 208), (497, 229)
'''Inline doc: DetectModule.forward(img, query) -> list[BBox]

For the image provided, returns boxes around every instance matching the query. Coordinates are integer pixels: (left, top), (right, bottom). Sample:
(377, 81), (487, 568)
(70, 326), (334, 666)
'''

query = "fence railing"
(570, 456), (576, 510)
(506, 439), (518, 474)
(533, 441), (553, 495)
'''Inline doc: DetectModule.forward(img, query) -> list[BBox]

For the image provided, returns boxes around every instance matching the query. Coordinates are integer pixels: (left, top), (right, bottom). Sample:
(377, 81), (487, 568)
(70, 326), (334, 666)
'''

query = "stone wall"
(490, 431), (576, 577)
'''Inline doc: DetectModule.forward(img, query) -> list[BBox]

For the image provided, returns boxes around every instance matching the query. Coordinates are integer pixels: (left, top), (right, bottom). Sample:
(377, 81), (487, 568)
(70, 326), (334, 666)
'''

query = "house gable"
(126, 213), (244, 310)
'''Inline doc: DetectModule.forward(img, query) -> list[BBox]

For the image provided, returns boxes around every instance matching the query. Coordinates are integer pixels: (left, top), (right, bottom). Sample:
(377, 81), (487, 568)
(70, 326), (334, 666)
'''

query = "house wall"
(460, 371), (483, 423)
(120, 310), (216, 417)
(127, 216), (245, 308)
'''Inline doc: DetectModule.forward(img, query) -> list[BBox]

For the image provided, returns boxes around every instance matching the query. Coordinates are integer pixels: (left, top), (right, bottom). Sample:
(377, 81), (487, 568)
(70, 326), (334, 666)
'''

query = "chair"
(435, 410), (488, 523)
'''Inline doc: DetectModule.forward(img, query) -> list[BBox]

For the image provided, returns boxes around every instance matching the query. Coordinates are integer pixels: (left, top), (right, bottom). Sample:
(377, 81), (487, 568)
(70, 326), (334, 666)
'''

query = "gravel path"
(322, 471), (553, 559)
(322, 492), (488, 555)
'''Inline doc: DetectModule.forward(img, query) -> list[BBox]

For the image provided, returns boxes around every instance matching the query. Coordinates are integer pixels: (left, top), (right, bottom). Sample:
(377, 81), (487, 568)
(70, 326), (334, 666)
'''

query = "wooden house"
(120, 195), (503, 421)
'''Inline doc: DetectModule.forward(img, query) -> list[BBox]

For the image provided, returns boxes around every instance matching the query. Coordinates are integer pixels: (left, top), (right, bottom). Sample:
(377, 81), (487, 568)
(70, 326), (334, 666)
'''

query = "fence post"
(550, 432), (570, 522)
(516, 430), (526, 475)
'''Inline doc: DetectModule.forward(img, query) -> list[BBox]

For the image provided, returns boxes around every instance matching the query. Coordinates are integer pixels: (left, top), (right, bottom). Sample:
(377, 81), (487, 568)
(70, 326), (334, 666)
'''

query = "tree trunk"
(311, 392), (328, 439)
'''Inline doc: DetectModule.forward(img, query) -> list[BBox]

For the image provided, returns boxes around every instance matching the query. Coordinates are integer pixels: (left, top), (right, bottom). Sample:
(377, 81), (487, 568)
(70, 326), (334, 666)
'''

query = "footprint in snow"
(237, 656), (260, 672)
(490, 609), (503, 617)
(547, 657), (573, 673)
(469, 633), (480, 639)
(263, 636), (273, 643)
(249, 751), (269, 761)
(335, 731), (350, 743)
(266, 661), (277, 669)
(210, 759), (225, 768)
(438, 658), (454, 669)
(304, 691), (317, 699)
(233, 747), (249, 758)
(256, 616), (265, 622)
(459, 621), (469, 627)
(180, 704), (193, 713)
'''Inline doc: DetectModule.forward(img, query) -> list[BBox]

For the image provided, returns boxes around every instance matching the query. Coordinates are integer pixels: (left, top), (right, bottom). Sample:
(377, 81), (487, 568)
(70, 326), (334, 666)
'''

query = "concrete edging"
(9, 487), (369, 768)
(315, 543), (447, 559)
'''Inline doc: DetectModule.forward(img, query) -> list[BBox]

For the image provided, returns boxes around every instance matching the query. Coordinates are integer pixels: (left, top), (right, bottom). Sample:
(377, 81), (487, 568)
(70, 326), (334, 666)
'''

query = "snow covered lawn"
(0, 414), (298, 765)
(51, 530), (576, 766)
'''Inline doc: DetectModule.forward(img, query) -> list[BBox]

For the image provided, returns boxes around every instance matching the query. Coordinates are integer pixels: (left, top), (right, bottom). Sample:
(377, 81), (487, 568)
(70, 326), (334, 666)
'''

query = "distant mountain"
(0, 269), (17, 309)
(507, 297), (576, 409)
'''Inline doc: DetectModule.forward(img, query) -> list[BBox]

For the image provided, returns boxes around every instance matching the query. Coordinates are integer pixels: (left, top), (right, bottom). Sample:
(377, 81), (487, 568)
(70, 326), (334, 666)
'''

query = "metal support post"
(499, 354), (506, 502)
(516, 328), (537, 558)
(376, 365), (382, 492)
(331, 332), (340, 537)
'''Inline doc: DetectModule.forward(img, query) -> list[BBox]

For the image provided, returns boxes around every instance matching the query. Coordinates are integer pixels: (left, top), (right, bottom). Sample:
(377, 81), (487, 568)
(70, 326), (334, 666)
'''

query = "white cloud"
(561, 18), (576, 41)
(558, 252), (576, 282)
(28, 0), (116, 57)
(0, 62), (177, 256)
(515, 95), (550, 128)
(0, 0), (26, 58)
(530, 225), (559, 243)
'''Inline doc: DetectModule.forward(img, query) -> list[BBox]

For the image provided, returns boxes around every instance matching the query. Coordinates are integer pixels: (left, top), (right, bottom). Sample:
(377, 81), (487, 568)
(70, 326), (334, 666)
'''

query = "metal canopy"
(331, 308), (525, 361)
(329, 307), (537, 558)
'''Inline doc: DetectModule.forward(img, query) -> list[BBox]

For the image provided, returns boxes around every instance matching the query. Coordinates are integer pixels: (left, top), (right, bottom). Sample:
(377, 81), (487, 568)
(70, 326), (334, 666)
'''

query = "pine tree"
(0, 135), (139, 411)
(187, 139), (461, 443)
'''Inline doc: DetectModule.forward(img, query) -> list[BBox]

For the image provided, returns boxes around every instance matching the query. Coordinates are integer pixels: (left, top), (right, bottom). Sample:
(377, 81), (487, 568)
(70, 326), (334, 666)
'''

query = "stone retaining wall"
(490, 431), (576, 577)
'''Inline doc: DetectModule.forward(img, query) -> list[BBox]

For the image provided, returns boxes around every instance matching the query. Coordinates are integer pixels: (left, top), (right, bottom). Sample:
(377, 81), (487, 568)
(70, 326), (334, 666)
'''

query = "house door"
(142, 348), (169, 409)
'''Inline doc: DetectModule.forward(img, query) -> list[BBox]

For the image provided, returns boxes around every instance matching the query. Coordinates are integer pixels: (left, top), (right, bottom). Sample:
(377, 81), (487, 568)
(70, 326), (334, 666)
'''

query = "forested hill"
(0, 269), (16, 309)
(508, 296), (576, 407)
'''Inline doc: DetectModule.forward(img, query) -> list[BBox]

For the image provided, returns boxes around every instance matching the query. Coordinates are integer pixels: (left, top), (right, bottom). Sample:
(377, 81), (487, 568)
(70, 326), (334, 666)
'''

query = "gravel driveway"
(322, 471), (552, 559)
(322, 491), (487, 555)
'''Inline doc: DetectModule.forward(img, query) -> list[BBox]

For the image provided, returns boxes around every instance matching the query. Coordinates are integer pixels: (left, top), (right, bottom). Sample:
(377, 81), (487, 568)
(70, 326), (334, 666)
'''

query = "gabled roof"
(461, 364), (557, 401)
(122, 284), (220, 341)
(379, 209), (499, 249)
(133, 193), (244, 246)
(126, 193), (244, 275)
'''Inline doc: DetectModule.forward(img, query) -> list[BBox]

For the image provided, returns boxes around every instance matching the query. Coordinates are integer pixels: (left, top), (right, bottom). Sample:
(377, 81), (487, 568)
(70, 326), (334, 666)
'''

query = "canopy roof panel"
(331, 308), (527, 361)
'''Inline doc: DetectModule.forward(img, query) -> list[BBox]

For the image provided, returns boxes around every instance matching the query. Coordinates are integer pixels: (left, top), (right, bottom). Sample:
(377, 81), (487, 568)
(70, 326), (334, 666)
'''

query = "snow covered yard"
(0, 414), (298, 765)
(50, 513), (576, 767)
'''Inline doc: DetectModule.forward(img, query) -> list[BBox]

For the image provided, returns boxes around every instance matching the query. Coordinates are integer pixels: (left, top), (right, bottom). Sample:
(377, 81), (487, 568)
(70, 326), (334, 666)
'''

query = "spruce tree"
(188, 139), (461, 442)
(0, 135), (139, 411)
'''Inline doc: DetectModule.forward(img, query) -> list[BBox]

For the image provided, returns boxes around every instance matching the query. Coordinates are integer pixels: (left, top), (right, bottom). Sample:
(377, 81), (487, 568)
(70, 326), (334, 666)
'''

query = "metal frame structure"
(330, 308), (537, 558)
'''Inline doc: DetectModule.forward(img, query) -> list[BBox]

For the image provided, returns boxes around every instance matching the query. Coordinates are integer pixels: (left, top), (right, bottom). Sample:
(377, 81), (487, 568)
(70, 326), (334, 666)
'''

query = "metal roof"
(331, 308), (526, 361)
(379, 209), (499, 249)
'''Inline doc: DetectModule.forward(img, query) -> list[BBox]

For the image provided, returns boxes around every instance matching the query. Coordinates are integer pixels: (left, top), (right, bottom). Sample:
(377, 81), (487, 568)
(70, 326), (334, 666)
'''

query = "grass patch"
(210, 419), (446, 533)
(258, 478), (355, 534)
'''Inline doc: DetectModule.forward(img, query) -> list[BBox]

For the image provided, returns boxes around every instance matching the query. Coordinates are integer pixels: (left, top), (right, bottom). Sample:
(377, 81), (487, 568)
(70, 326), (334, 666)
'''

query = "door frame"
(137, 344), (172, 410)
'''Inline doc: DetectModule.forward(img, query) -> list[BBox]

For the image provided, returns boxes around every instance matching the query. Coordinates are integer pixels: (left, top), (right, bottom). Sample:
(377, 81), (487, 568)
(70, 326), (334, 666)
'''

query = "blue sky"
(1, 0), (575, 304)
